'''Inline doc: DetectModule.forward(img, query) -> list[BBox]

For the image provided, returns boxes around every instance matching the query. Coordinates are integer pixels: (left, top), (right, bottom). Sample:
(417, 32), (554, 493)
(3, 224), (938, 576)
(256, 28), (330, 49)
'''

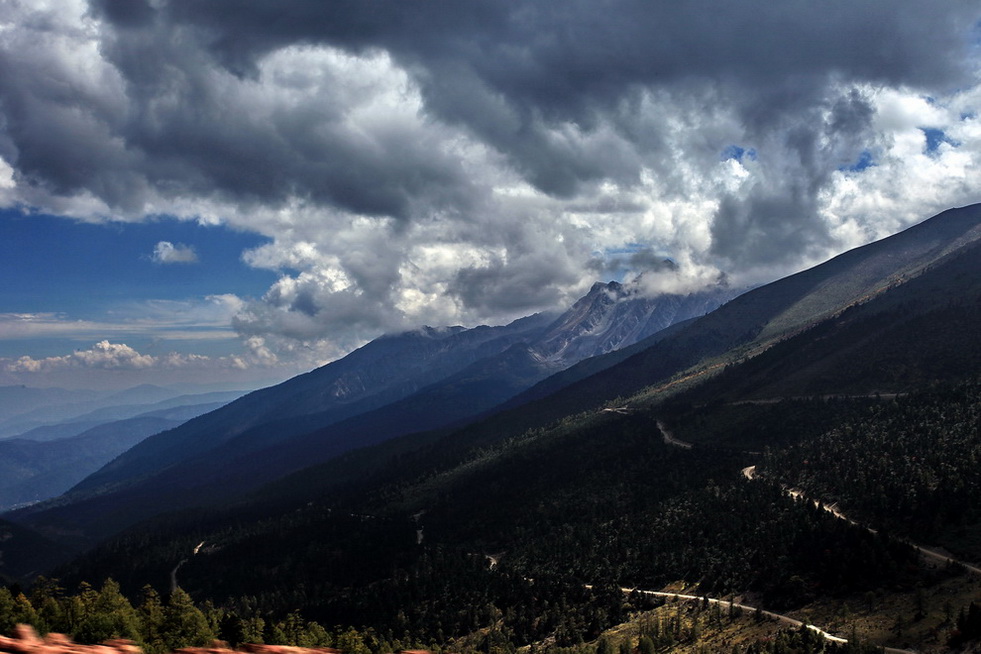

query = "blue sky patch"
(721, 145), (757, 162)
(921, 127), (953, 155)
(0, 210), (275, 320)
(839, 150), (875, 172)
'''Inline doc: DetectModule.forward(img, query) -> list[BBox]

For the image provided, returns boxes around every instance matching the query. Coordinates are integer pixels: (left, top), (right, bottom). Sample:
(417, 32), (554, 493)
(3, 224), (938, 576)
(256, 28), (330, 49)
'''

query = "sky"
(0, 0), (979, 390)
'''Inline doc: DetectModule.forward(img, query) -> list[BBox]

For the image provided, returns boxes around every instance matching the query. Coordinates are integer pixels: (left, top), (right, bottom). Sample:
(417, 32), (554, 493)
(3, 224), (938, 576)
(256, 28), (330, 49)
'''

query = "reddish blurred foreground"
(0, 625), (431, 654)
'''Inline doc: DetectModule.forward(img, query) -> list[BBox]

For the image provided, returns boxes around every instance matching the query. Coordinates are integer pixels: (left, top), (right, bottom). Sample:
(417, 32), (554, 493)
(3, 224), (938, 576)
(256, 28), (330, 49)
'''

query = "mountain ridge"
(8, 283), (734, 543)
(4, 203), (979, 569)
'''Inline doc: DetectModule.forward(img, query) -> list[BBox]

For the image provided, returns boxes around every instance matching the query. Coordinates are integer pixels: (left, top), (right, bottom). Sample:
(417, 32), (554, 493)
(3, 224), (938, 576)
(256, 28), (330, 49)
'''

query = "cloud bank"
(0, 0), (979, 364)
(0, 295), (243, 341)
(0, 339), (284, 390)
(5, 340), (160, 372)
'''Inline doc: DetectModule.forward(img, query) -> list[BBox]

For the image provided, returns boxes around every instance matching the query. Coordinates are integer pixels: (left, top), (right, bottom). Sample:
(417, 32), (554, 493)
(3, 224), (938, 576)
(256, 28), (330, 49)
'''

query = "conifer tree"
(12, 593), (39, 632)
(160, 588), (214, 650)
(74, 579), (140, 644)
(0, 587), (16, 635)
(138, 586), (166, 653)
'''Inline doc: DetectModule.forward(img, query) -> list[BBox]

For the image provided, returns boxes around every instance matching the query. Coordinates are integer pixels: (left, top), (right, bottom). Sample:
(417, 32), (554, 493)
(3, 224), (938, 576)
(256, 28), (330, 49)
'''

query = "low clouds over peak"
(1, 0), (980, 364)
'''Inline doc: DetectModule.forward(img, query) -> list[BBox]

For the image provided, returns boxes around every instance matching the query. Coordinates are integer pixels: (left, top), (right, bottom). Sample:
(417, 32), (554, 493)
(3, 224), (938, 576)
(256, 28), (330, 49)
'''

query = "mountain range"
(0, 203), (980, 653)
(5, 281), (736, 545)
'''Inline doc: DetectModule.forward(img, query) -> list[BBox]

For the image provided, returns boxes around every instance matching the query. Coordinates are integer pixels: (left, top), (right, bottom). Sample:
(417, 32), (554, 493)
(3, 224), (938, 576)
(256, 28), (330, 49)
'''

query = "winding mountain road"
(636, 422), (975, 651)
(584, 585), (916, 653)
(170, 541), (206, 592)
(656, 420), (693, 449)
(741, 465), (981, 577)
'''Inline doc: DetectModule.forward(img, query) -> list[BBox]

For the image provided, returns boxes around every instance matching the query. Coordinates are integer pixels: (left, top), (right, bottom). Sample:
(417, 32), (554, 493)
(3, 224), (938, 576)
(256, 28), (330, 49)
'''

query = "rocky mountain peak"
(531, 280), (736, 365)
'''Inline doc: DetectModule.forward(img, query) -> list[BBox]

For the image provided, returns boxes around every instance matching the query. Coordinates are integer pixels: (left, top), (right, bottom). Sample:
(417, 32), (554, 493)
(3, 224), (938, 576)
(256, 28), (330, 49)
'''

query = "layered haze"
(0, 0), (979, 387)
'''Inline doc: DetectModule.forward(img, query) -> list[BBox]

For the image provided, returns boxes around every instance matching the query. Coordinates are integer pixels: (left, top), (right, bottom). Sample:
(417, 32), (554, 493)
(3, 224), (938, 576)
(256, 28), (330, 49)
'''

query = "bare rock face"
(531, 281), (736, 365)
(0, 626), (400, 654)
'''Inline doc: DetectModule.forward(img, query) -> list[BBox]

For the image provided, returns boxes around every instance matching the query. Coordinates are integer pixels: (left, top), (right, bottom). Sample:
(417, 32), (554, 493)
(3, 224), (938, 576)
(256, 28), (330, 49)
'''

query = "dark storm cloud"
(711, 191), (827, 267)
(708, 84), (884, 267)
(147, 1), (977, 96)
(77, 0), (980, 205)
(90, 0), (155, 28)
(5, 0), (976, 221)
(448, 254), (580, 314)
(4, 0), (480, 221)
(1, 0), (979, 359)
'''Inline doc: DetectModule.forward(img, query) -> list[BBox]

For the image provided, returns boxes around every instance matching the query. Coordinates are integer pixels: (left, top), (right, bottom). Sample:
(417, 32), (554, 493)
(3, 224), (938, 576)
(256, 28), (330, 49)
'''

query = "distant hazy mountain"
(0, 397), (244, 512)
(9, 392), (246, 442)
(0, 384), (196, 439)
(8, 419), (107, 444)
(0, 386), (103, 429)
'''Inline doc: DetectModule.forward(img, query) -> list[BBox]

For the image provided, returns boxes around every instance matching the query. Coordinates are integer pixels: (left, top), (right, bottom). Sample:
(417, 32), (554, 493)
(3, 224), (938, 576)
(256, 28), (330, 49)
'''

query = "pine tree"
(12, 593), (39, 631)
(241, 616), (265, 645)
(160, 588), (214, 650)
(137, 586), (166, 654)
(74, 579), (140, 644)
(0, 587), (17, 635)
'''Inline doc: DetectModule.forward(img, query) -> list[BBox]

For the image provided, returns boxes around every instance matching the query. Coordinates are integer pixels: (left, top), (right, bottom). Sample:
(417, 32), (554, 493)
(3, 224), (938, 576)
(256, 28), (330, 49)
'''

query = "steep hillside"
(11, 285), (730, 544)
(65, 316), (553, 496)
(0, 517), (67, 583)
(70, 282), (731, 500)
(510, 203), (981, 418)
(672, 242), (981, 402)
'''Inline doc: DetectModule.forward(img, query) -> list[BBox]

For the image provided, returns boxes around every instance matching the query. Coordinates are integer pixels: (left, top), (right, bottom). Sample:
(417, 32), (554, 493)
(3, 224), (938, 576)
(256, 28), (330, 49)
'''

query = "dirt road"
(584, 585), (917, 654)
(656, 420), (693, 449)
(742, 465), (981, 576)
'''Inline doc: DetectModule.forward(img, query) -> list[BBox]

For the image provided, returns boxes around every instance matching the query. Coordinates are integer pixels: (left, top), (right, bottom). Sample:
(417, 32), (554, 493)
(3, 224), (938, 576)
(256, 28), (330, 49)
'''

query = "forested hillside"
(762, 379), (981, 559)
(39, 388), (968, 652)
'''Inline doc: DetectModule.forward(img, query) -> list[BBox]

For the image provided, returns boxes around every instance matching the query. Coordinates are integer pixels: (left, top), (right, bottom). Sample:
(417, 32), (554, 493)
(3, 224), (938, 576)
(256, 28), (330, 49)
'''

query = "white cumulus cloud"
(151, 241), (198, 264)
(0, 340), (282, 373)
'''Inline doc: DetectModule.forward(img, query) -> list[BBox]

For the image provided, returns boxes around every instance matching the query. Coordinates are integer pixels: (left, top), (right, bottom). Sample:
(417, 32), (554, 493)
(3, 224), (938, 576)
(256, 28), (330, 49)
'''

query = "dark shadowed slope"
(67, 315), (554, 497)
(9, 285), (733, 543)
(663, 237), (981, 404)
(0, 517), (67, 583)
